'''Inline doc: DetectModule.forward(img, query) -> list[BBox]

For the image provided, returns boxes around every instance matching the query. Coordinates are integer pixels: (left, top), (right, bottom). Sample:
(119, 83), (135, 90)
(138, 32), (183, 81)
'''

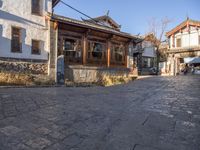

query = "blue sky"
(54, 0), (200, 36)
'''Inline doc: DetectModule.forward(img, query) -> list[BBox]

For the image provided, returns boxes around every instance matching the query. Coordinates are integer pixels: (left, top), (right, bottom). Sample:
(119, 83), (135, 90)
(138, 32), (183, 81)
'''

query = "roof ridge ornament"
(106, 10), (110, 17)
(186, 13), (190, 21)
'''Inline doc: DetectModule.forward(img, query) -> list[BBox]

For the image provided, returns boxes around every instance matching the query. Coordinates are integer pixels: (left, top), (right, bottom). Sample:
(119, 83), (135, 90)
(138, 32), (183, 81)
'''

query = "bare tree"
(146, 17), (171, 74)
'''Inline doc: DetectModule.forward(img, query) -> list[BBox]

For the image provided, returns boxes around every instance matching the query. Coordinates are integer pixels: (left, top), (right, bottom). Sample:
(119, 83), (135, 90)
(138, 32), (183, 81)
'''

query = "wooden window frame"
(110, 42), (126, 66)
(199, 35), (200, 45)
(31, 39), (41, 55)
(87, 40), (106, 61)
(11, 26), (22, 53)
(176, 38), (181, 48)
(63, 37), (82, 64)
(31, 0), (42, 16)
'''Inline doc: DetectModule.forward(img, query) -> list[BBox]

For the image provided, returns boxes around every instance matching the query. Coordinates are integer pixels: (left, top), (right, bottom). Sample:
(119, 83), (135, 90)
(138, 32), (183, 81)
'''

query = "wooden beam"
(107, 41), (111, 67)
(53, 21), (58, 30)
(172, 34), (175, 48)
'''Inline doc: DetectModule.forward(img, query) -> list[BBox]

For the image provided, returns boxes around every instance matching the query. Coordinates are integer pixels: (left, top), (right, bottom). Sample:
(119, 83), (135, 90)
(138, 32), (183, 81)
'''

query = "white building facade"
(132, 37), (157, 75)
(141, 40), (156, 68)
(0, 0), (53, 60)
(167, 19), (200, 75)
(0, 0), (59, 77)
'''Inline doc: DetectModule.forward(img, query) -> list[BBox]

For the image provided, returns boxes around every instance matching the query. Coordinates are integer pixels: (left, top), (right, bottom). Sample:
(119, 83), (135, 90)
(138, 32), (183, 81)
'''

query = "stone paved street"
(0, 76), (200, 150)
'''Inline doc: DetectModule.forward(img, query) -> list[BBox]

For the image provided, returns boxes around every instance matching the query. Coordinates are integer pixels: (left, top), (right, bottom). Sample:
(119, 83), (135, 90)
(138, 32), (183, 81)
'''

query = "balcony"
(168, 45), (200, 53)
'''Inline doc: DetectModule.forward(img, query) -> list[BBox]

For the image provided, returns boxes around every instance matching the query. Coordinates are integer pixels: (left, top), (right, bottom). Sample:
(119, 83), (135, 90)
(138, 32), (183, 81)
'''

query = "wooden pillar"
(83, 34), (87, 65)
(172, 34), (175, 48)
(53, 21), (58, 30)
(107, 41), (111, 67)
(125, 43), (129, 68)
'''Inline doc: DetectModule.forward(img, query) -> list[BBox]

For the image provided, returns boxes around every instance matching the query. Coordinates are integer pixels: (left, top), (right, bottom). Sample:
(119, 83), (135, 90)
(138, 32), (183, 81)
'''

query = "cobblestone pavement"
(0, 76), (200, 150)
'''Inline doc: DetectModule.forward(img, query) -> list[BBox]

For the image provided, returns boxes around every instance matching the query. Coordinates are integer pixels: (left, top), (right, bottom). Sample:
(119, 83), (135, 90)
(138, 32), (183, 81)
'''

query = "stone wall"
(65, 65), (131, 83)
(0, 59), (48, 74)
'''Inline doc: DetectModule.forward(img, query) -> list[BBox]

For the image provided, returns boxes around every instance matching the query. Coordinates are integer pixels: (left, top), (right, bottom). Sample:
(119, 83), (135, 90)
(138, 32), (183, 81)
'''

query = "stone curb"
(0, 85), (65, 89)
(0, 83), (98, 89)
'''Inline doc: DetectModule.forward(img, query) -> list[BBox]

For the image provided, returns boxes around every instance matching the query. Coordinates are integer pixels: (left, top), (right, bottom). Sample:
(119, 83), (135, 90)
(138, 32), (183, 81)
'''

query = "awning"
(187, 57), (200, 64)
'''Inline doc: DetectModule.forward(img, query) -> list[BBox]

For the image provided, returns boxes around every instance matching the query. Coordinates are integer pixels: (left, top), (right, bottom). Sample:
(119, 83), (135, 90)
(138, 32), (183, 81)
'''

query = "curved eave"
(51, 15), (140, 41)
(166, 19), (200, 37)
(166, 21), (187, 37)
(52, 0), (60, 8)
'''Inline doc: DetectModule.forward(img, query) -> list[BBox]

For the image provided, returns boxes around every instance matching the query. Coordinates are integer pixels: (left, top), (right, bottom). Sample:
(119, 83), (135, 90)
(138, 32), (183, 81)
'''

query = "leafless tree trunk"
(147, 17), (171, 75)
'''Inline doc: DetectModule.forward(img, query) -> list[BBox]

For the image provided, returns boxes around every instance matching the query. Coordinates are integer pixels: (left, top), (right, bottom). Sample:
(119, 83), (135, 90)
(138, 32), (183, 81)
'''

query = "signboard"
(57, 55), (65, 84)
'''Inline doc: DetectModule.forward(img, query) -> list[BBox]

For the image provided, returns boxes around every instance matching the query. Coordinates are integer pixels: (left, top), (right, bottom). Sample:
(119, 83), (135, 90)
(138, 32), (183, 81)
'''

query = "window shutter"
(32, 40), (41, 54)
(11, 27), (21, 52)
(176, 38), (181, 47)
(32, 0), (41, 15)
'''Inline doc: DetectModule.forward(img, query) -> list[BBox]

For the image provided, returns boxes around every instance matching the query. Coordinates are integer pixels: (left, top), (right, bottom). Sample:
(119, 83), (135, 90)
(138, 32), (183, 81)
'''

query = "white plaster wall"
(142, 41), (152, 48)
(142, 41), (156, 58)
(181, 33), (189, 47)
(0, 0), (52, 60)
(142, 47), (156, 57)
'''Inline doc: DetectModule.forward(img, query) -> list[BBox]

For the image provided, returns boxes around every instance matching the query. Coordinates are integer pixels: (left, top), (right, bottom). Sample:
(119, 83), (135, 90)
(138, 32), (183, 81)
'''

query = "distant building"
(166, 18), (200, 75)
(133, 34), (157, 75)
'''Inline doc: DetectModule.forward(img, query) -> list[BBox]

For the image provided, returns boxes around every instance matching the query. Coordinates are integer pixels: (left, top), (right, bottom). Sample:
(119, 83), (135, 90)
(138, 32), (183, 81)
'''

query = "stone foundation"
(0, 59), (51, 85)
(0, 59), (48, 74)
(65, 65), (131, 83)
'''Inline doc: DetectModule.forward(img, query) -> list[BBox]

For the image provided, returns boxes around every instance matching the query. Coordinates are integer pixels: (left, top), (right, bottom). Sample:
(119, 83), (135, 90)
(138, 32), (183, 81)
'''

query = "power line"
(60, 1), (97, 23)
(59, 0), (111, 28)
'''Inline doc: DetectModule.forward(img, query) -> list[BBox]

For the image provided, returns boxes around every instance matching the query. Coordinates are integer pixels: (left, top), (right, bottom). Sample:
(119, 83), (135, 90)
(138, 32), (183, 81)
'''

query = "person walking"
(184, 64), (188, 75)
(191, 65), (195, 74)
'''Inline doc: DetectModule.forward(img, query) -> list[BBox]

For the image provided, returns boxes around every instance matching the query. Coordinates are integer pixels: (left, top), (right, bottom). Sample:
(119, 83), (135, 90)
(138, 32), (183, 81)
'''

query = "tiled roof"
(52, 14), (142, 40)
(86, 15), (121, 29)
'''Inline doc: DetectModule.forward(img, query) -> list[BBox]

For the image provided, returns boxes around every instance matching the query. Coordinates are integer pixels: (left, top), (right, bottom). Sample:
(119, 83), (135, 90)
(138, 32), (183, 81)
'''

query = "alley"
(0, 76), (200, 150)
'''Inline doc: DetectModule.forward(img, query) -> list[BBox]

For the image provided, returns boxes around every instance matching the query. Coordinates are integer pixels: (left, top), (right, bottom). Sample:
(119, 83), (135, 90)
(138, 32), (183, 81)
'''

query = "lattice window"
(63, 38), (82, 63)
(111, 43), (125, 65)
(11, 27), (21, 53)
(88, 41), (106, 60)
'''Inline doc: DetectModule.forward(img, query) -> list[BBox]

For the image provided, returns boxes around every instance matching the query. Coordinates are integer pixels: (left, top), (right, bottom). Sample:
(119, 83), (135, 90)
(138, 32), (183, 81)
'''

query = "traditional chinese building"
(49, 14), (141, 83)
(166, 18), (200, 75)
(0, 0), (142, 85)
